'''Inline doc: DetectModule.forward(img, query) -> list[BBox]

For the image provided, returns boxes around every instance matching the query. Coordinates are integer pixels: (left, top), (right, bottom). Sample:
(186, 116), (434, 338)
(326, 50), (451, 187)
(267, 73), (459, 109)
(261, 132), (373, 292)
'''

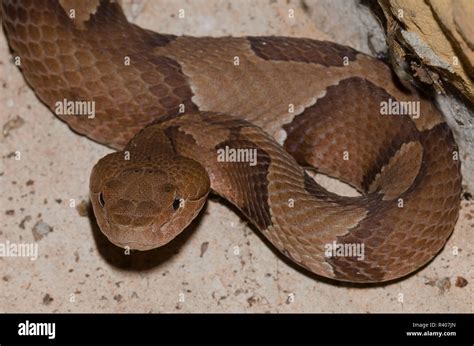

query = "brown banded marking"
(367, 141), (423, 200)
(247, 36), (358, 66)
(214, 138), (273, 230)
(152, 36), (373, 139)
(283, 77), (421, 192)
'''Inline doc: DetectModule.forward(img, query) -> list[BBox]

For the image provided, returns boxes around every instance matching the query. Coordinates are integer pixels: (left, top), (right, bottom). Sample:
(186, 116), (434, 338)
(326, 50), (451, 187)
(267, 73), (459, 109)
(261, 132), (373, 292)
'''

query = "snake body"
(2, 0), (462, 282)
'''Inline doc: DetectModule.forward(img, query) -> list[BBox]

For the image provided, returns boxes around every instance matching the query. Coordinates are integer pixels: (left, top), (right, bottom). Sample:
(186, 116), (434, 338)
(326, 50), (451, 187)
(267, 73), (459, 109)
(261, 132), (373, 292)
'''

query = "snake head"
(89, 152), (210, 251)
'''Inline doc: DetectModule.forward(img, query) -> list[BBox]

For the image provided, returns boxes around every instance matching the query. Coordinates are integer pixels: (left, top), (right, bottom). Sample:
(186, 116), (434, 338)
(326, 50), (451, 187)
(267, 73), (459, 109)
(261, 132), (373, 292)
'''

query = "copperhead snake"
(1, 0), (462, 283)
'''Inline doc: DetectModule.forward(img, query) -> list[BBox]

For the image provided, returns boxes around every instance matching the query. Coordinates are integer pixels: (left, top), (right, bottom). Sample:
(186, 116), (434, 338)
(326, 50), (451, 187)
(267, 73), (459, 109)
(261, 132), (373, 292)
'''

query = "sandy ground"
(0, 0), (472, 313)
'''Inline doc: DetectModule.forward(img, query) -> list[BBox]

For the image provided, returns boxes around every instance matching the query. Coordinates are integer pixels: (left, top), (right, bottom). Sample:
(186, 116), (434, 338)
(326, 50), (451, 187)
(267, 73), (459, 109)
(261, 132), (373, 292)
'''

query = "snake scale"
(1, 0), (462, 282)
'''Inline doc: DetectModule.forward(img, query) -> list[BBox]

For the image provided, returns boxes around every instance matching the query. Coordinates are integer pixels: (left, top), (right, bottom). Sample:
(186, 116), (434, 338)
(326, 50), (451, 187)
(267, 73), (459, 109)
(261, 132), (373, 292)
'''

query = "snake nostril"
(98, 192), (106, 207)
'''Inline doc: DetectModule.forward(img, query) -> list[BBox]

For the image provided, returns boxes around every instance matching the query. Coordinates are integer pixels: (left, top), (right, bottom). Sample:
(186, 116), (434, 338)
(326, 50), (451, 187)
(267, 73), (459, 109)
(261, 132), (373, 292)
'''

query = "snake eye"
(98, 192), (105, 207)
(172, 198), (182, 211)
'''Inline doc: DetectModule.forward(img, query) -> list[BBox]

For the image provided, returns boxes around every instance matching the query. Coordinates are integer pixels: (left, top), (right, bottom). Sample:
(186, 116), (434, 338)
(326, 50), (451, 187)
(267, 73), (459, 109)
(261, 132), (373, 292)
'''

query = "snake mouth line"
(105, 221), (172, 250)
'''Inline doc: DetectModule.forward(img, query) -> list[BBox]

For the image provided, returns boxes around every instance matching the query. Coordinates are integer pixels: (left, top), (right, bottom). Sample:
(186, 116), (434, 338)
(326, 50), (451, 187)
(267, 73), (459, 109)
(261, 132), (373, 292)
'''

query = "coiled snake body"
(1, 0), (462, 282)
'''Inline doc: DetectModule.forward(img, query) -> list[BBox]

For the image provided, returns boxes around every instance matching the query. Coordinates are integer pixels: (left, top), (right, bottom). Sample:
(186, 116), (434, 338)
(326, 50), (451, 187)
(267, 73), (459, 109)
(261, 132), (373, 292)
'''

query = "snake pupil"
(172, 198), (181, 211)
